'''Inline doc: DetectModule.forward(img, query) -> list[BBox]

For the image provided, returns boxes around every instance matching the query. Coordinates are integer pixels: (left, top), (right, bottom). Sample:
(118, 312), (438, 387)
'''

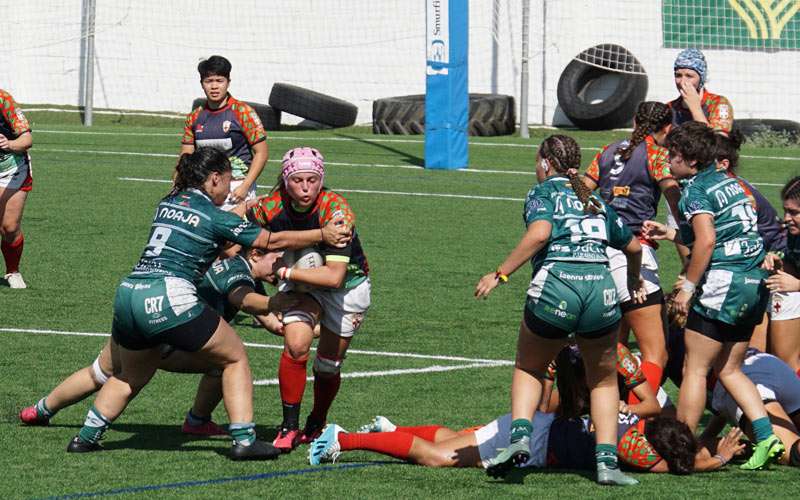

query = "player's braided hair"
(781, 175), (800, 202)
(616, 101), (672, 162)
(540, 134), (601, 214)
(714, 128), (744, 173)
(170, 147), (231, 198)
(645, 416), (697, 475)
(665, 121), (718, 170)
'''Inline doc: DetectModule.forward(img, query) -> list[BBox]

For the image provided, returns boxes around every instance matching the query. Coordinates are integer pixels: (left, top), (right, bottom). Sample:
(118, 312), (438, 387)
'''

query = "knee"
(284, 341), (311, 361)
(313, 355), (342, 378)
(716, 365), (741, 381)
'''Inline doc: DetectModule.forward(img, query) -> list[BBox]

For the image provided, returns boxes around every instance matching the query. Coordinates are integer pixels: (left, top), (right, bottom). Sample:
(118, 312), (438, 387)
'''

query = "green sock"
(36, 398), (55, 419)
(78, 405), (111, 444)
(510, 418), (532, 444)
(596, 443), (618, 469)
(229, 422), (256, 446)
(751, 416), (773, 443)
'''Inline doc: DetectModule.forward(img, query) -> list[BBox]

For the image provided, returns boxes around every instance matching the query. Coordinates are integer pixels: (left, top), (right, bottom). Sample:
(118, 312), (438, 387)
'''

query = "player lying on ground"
(473, 134), (645, 485)
(247, 147), (372, 452)
(20, 250), (319, 434)
(65, 148), (349, 460)
(308, 344), (744, 474)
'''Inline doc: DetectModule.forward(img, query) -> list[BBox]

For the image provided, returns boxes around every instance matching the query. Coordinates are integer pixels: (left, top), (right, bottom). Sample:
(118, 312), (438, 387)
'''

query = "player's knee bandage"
(790, 439), (800, 467)
(283, 310), (317, 327)
(313, 355), (342, 375)
(91, 357), (110, 385)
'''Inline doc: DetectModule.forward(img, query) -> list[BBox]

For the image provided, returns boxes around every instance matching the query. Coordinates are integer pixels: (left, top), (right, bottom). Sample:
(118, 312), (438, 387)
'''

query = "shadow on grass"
(334, 133), (424, 167)
(486, 466), (596, 484)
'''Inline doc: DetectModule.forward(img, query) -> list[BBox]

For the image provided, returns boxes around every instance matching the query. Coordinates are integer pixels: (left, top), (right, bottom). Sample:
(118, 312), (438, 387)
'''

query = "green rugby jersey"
(524, 175), (633, 272)
(678, 168), (764, 270)
(197, 255), (257, 321)
(130, 189), (262, 283)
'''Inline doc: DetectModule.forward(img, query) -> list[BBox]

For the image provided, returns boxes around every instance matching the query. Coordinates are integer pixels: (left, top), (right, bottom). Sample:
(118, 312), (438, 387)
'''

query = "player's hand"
(474, 272), (500, 299)
(321, 216), (352, 248)
(672, 289), (692, 316)
(641, 220), (673, 241)
(229, 184), (250, 204)
(679, 80), (703, 111)
(762, 252), (783, 273)
(766, 270), (800, 293)
(618, 400), (631, 416)
(259, 312), (285, 336)
(627, 276), (646, 304)
(717, 427), (746, 463)
(0, 133), (8, 150)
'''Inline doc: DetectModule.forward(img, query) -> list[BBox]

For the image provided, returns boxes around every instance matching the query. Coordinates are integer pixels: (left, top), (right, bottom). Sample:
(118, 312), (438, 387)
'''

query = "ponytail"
(616, 101), (672, 162)
(540, 134), (601, 214)
(170, 148), (231, 198)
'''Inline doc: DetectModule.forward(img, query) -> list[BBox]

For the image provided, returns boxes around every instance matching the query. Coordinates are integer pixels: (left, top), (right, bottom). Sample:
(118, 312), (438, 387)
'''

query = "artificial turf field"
(1, 110), (799, 499)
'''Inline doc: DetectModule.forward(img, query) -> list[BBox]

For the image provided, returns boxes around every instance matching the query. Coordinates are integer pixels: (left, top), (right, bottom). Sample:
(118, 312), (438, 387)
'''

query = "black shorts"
(620, 289), (664, 314)
(685, 310), (754, 343)
(546, 417), (595, 470)
(112, 305), (221, 352)
(524, 307), (619, 340)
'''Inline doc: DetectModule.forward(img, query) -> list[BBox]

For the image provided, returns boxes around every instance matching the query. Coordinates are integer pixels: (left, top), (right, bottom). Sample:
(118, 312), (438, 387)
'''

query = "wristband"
(278, 267), (292, 280)
(319, 227), (324, 243)
(713, 454), (728, 466)
(495, 269), (509, 283)
(680, 279), (696, 295)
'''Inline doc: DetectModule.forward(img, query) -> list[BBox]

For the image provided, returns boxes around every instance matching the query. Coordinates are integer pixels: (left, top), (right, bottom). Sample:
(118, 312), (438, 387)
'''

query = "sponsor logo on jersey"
(613, 186), (630, 197)
(157, 207), (201, 227)
(222, 120), (231, 133)
(196, 124), (204, 133)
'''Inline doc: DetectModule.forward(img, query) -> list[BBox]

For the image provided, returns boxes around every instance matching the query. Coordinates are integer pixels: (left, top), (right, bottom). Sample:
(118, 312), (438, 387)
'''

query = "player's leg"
(761, 402), (800, 466)
(274, 319), (314, 449)
(769, 318), (800, 374)
(0, 187), (28, 288)
(678, 323), (724, 431)
(623, 300), (667, 396)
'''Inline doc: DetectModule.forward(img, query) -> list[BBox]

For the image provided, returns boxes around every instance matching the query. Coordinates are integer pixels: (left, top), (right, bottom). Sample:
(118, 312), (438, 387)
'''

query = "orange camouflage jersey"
(0, 89), (32, 177)
(182, 95), (266, 178)
(667, 90), (733, 133)
(617, 417), (662, 470)
(545, 343), (646, 393)
(248, 188), (368, 289)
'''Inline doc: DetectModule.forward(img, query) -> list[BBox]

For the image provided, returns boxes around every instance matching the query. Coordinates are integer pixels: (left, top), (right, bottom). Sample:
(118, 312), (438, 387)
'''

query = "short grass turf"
(1, 111), (799, 499)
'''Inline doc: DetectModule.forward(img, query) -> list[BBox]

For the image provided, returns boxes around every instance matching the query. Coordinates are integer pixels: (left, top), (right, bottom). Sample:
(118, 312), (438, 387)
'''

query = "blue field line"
(38, 462), (388, 499)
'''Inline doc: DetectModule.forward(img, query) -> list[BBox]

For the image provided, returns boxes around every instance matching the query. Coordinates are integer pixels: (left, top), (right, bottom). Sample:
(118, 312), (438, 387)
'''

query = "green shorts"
(692, 266), (769, 327)
(112, 276), (212, 350)
(525, 262), (621, 336)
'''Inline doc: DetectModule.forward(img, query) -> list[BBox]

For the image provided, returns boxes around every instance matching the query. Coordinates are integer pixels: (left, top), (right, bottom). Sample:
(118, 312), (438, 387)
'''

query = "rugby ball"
(279, 247), (323, 293)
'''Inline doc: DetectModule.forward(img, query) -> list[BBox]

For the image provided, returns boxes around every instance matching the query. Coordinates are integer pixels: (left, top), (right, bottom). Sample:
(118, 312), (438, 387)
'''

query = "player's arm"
(251, 219), (351, 251)
(475, 219), (552, 298)
(280, 258), (348, 289)
(0, 131), (31, 154)
(673, 213), (714, 314)
(226, 285), (297, 316)
(236, 140), (267, 196)
(659, 178), (690, 266)
(626, 381), (660, 418)
(582, 148), (603, 191)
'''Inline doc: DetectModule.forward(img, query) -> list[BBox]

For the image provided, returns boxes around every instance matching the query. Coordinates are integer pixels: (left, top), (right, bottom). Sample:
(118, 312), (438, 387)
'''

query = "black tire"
(372, 94), (516, 136)
(268, 83), (357, 128)
(190, 98), (281, 131)
(734, 119), (800, 140)
(556, 45), (648, 130)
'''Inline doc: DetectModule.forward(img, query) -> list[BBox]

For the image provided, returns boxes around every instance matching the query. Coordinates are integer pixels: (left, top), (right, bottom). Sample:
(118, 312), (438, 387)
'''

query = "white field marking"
(253, 362), (509, 386)
(0, 327), (511, 365)
(27, 108), (184, 119)
(32, 128), (800, 161)
(116, 176), (525, 202)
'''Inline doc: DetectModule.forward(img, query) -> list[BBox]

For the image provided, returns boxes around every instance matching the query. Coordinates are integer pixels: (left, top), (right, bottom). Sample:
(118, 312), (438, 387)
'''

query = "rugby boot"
(19, 405), (49, 426)
(272, 427), (300, 452)
(181, 418), (227, 436)
(357, 415), (396, 433)
(67, 436), (102, 453)
(294, 416), (326, 446)
(309, 424), (343, 465)
(740, 434), (785, 470)
(485, 436), (531, 478)
(229, 440), (281, 461)
(597, 463), (639, 486)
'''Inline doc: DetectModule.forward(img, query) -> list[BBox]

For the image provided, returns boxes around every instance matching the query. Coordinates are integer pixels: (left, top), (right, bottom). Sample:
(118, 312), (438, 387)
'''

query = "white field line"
(28, 108), (184, 119)
(253, 362), (507, 386)
(116, 176), (525, 201)
(34, 128), (800, 161)
(0, 327), (512, 365)
(37, 147), (792, 186)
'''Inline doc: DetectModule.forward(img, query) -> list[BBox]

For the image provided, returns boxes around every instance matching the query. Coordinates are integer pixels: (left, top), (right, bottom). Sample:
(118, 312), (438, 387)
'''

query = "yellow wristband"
(495, 269), (509, 283)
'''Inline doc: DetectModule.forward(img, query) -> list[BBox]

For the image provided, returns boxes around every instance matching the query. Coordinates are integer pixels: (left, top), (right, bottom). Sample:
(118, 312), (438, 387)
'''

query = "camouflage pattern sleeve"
(0, 90), (31, 135)
(181, 107), (202, 145)
(231, 102), (266, 146)
(617, 420), (662, 470)
(646, 140), (673, 182)
(706, 94), (733, 133)
(616, 343), (646, 389)
(584, 147), (606, 182)
(247, 191), (282, 227)
(318, 191), (355, 227)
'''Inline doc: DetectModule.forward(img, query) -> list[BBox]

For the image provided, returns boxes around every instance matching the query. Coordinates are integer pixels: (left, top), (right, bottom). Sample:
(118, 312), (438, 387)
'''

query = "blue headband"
(674, 48), (707, 88)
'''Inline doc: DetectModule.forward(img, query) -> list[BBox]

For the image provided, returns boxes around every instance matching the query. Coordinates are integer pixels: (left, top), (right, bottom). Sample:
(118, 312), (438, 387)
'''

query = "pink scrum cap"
(281, 147), (325, 186)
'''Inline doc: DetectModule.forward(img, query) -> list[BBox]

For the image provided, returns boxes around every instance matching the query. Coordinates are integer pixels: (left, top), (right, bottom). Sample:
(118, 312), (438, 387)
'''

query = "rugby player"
(667, 48), (734, 134)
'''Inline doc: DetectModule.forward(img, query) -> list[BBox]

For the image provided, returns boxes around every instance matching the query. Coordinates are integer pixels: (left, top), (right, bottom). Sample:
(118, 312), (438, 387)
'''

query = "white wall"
(3, 1), (798, 125)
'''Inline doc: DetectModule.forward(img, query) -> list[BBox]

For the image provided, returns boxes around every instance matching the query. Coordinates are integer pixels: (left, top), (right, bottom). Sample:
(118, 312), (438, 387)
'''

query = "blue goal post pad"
(425, 0), (468, 170)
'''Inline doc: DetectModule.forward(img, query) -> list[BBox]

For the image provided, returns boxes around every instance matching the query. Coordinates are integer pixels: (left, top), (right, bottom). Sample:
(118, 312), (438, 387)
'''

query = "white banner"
(426, 0), (449, 75)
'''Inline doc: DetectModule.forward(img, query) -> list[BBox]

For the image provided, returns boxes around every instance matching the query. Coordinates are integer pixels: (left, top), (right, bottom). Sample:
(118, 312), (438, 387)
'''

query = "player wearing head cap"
(667, 48), (733, 134)
(248, 147), (371, 452)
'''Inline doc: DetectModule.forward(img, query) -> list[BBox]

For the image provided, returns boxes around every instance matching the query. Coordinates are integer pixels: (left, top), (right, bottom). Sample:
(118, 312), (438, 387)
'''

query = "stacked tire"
(372, 94), (516, 136)
(268, 83), (358, 128)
